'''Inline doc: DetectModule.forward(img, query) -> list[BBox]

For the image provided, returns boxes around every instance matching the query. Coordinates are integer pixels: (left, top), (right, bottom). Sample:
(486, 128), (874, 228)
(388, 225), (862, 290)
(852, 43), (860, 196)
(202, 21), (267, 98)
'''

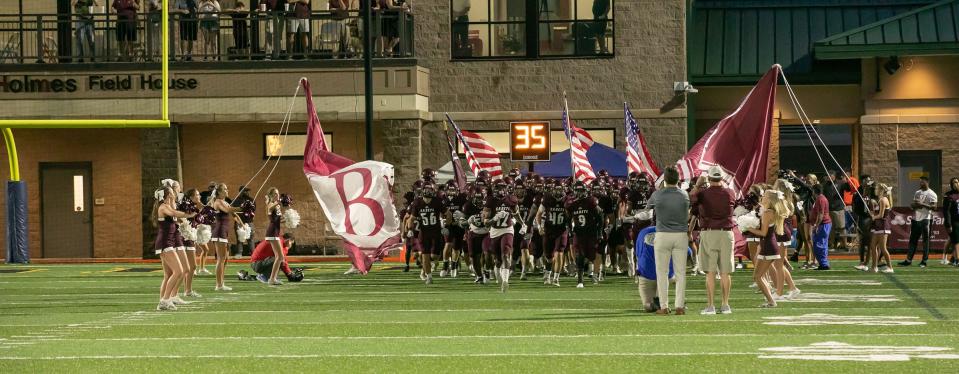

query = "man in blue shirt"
(636, 226), (674, 313)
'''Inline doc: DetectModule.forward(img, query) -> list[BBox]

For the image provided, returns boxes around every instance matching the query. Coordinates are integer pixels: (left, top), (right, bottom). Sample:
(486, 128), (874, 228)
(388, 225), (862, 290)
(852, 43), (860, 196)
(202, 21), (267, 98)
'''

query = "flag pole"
(563, 91), (576, 179)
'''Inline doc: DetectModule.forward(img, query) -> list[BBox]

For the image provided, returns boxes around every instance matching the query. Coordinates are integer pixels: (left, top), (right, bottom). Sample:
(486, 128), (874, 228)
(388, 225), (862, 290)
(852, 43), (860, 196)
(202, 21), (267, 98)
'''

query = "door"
(897, 151), (941, 207)
(778, 124), (853, 178)
(41, 162), (93, 258)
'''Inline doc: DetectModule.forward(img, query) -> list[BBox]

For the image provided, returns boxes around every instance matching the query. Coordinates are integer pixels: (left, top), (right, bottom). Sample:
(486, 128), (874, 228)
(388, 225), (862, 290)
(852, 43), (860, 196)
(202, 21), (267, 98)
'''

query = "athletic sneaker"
(591, 275), (599, 285)
(200, 268), (213, 275)
(269, 280), (283, 286)
(404, 265), (410, 272)
(854, 264), (867, 271)
(500, 279), (508, 293)
(214, 285), (233, 291)
(419, 272), (427, 281)
(758, 302), (777, 308)
(474, 276), (483, 284)
(451, 269), (458, 278)
(343, 267), (360, 275)
(787, 288), (802, 299)
(919, 262), (927, 268)
(425, 275), (432, 285)
(543, 271), (552, 285)
(576, 283), (584, 289)
(700, 306), (716, 315)
(184, 291), (202, 298)
(440, 270), (448, 277)
(749, 282), (758, 289)
(881, 267), (894, 274)
(898, 260), (912, 266)
(256, 274), (269, 283)
(171, 296), (190, 305)
(720, 305), (733, 314)
(156, 300), (173, 311)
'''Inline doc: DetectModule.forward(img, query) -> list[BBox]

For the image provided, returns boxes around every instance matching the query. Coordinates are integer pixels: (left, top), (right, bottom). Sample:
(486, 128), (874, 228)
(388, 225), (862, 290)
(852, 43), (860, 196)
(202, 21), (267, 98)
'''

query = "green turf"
(0, 260), (957, 373)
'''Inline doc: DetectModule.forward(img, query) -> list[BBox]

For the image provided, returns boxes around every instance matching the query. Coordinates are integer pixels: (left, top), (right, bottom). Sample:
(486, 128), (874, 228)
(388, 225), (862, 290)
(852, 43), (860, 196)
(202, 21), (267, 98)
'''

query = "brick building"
(0, 0), (687, 259)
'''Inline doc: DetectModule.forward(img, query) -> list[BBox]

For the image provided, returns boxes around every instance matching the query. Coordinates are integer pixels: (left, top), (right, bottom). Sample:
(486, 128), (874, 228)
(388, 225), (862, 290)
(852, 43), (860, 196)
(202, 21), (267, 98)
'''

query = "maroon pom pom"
(280, 194), (294, 207)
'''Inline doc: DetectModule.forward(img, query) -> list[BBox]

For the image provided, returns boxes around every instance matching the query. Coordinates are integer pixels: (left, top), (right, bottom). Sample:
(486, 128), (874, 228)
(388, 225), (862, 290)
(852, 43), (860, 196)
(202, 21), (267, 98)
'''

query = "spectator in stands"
(327, 0), (350, 58)
(174, 0), (199, 61)
(451, 0), (470, 57)
(112, 0), (139, 62)
(377, 0), (408, 57)
(72, 0), (99, 63)
(198, 0), (221, 60)
(145, 0), (162, 60)
(228, 1), (250, 58)
(591, 0), (610, 54)
(287, 0), (311, 59)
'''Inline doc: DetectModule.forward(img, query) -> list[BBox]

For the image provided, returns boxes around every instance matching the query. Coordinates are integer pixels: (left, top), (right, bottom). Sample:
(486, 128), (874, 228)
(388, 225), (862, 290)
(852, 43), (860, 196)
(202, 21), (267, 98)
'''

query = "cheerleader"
(179, 188), (204, 297)
(263, 187), (285, 285)
(744, 189), (791, 307)
(189, 189), (213, 275)
(870, 184), (894, 273)
(153, 187), (196, 311)
(209, 183), (243, 291)
(772, 179), (800, 299)
(163, 180), (197, 303)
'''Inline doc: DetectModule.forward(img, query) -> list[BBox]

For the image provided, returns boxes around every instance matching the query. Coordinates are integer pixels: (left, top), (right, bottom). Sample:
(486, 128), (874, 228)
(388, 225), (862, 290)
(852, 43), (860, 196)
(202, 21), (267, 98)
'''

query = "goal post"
(2, 0), (171, 263)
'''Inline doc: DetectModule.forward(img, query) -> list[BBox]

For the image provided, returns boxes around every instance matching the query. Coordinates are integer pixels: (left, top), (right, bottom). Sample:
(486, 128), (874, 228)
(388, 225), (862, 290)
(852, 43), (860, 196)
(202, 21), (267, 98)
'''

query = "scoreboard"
(509, 121), (550, 162)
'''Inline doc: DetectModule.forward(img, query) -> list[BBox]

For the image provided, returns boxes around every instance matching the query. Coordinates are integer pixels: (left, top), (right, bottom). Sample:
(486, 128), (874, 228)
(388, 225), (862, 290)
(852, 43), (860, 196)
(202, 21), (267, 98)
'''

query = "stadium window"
(458, 129), (615, 154)
(451, 0), (614, 59)
(264, 133), (332, 159)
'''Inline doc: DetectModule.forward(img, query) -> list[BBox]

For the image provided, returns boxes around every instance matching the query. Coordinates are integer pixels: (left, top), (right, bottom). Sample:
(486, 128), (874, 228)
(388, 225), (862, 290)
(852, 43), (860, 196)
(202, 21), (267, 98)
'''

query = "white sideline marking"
(19, 333), (949, 343)
(781, 293), (899, 303)
(0, 352), (760, 360)
(759, 342), (959, 362)
(792, 278), (881, 286)
(763, 314), (925, 326)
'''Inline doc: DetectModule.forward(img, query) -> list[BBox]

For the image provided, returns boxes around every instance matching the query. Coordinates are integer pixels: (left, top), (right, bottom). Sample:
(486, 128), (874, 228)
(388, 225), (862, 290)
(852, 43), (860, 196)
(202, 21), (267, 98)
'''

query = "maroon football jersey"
(485, 196), (518, 229)
(540, 195), (569, 232)
(410, 197), (447, 234)
(566, 197), (601, 236)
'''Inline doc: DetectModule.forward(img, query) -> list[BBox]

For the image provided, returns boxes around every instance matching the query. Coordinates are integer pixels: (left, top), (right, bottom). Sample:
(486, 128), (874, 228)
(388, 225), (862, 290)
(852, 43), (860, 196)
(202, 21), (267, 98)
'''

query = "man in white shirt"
(901, 176), (938, 268)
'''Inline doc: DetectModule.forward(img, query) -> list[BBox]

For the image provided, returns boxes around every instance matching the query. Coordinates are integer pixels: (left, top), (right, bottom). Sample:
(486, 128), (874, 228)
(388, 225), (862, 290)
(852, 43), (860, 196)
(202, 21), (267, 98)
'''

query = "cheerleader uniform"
(870, 200), (891, 235)
(211, 209), (232, 243)
(154, 216), (180, 255)
(265, 206), (282, 241)
(756, 224), (781, 260)
(776, 216), (794, 246)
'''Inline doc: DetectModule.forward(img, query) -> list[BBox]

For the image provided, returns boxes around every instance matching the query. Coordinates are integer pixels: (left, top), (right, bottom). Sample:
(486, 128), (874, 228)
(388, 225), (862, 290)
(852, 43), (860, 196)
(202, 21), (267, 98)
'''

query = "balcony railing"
(0, 10), (413, 64)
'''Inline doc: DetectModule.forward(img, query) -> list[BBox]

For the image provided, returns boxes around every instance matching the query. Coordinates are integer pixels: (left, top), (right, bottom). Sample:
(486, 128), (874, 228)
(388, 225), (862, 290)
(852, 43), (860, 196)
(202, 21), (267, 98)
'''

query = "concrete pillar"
(140, 125), (182, 258)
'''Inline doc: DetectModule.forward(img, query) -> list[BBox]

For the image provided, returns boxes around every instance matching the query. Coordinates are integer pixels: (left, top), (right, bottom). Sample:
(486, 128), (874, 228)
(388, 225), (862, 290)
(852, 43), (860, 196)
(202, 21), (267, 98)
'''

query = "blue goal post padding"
(6, 181), (28, 263)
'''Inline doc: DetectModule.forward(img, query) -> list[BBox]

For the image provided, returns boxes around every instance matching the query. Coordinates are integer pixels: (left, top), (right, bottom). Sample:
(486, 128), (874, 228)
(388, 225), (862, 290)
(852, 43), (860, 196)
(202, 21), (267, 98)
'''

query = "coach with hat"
(690, 165), (736, 315)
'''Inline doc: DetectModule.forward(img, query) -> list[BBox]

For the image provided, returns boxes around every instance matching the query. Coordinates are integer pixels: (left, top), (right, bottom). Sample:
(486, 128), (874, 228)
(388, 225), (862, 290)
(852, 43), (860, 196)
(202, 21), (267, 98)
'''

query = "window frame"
(450, 0), (615, 61)
(262, 132), (333, 160)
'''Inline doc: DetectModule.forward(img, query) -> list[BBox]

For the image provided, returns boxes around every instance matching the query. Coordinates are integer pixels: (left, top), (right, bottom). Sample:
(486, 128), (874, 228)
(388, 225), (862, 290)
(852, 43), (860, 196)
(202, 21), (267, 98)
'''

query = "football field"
(1, 260), (957, 372)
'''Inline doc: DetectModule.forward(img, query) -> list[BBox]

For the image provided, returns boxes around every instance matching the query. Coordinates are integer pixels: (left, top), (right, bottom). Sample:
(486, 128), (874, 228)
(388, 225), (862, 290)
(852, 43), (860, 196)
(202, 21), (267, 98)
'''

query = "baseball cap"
(707, 165), (724, 180)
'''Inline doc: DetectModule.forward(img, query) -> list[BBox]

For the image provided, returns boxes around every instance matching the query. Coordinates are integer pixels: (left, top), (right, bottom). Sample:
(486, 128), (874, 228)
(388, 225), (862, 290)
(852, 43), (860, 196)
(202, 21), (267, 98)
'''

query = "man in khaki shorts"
(690, 166), (736, 315)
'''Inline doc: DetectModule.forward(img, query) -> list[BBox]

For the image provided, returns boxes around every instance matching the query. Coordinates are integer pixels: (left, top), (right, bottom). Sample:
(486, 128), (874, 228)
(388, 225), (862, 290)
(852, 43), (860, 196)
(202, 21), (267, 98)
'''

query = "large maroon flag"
(675, 65), (780, 197)
(301, 79), (402, 274)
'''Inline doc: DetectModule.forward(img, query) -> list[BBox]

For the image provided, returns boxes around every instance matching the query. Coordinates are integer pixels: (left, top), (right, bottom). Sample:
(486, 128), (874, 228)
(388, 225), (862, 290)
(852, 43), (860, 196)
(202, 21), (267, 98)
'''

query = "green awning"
(814, 0), (959, 59)
(689, 0), (935, 84)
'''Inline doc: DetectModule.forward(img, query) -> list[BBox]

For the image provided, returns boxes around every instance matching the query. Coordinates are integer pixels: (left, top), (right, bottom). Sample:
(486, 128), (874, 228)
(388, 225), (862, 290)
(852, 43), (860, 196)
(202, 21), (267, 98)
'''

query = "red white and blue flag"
(624, 102), (661, 177)
(562, 96), (596, 183)
(446, 113), (503, 179)
(445, 130), (467, 190)
(301, 78), (402, 274)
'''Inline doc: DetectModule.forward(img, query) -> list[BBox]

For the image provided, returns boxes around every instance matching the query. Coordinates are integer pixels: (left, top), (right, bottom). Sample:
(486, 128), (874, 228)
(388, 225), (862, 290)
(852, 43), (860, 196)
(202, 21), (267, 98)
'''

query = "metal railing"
(0, 10), (413, 64)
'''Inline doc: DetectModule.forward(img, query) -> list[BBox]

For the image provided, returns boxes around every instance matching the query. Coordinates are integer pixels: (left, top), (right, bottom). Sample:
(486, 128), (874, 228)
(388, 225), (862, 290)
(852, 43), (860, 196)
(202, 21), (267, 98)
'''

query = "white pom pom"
(178, 221), (198, 242)
(196, 224), (212, 245)
(797, 201), (805, 211)
(634, 210), (652, 221)
(736, 213), (761, 232)
(733, 206), (750, 217)
(283, 208), (301, 229)
(236, 224), (251, 242)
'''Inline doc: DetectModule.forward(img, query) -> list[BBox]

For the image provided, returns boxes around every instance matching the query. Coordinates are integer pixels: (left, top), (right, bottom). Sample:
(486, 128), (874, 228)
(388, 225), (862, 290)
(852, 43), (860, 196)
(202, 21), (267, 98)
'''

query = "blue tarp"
(531, 143), (628, 178)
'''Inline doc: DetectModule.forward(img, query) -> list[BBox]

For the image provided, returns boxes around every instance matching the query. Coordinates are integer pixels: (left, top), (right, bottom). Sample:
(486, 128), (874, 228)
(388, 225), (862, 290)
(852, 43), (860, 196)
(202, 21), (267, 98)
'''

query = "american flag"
(446, 113), (503, 179)
(445, 130), (466, 190)
(624, 102), (661, 177)
(561, 96), (596, 183)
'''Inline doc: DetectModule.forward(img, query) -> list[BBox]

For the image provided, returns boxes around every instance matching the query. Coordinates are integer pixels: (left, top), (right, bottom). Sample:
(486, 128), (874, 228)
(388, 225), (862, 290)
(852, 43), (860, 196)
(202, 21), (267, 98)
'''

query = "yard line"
(16, 333), (954, 343)
(0, 352), (762, 360)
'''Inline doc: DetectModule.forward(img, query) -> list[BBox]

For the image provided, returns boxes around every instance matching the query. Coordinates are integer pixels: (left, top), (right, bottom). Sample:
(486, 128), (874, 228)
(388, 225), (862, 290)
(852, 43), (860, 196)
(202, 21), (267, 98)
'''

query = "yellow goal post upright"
(2, 1), (171, 263)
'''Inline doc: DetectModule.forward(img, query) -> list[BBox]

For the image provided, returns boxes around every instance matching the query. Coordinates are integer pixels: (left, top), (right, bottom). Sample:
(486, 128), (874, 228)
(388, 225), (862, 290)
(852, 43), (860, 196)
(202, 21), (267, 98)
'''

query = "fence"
(0, 9), (413, 64)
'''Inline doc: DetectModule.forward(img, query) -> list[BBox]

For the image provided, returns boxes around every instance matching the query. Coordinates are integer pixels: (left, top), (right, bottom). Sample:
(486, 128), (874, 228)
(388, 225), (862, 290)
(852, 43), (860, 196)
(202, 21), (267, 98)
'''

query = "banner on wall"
(888, 207), (949, 251)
